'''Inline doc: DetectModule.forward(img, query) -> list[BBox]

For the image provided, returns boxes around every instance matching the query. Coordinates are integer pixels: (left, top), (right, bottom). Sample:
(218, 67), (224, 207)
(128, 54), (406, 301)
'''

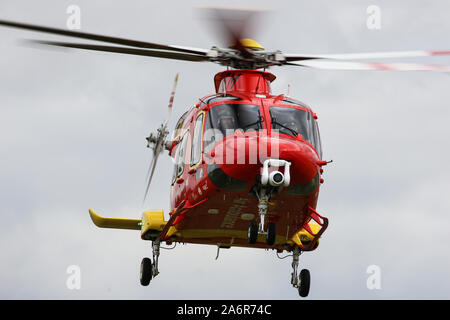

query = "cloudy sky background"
(1, 0), (449, 299)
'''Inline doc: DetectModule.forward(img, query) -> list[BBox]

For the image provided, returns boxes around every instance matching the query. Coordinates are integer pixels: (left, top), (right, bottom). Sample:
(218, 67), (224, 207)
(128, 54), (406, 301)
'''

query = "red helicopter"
(2, 8), (450, 298)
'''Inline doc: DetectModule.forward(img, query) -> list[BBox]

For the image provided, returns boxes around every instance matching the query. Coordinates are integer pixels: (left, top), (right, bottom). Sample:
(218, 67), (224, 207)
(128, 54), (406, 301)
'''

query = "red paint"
(167, 70), (328, 251)
(214, 69), (275, 95)
(431, 50), (450, 56)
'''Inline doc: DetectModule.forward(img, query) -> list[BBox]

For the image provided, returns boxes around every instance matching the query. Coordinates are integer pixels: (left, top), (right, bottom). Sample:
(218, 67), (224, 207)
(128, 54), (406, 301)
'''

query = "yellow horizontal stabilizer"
(89, 208), (141, 230)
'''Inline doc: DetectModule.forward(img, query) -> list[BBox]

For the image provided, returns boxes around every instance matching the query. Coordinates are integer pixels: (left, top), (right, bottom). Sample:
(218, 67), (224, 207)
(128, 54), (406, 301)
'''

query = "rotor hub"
(229, 38), (265, 51)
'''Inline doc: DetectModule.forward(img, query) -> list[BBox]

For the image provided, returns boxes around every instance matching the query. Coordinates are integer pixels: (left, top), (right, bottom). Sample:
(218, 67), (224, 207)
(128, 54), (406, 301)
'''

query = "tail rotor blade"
(143, 73), (179, 203)
(143, 148), (160, 202)
(164, 73), (179, 128)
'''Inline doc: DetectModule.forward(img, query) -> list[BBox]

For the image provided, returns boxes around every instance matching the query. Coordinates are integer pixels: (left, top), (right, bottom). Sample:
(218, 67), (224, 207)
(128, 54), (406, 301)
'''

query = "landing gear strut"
(248, 192), (276, 246)
(247, 158), (292, 246)
(291, 247), (311, 297)
(140, 240), (161, 286)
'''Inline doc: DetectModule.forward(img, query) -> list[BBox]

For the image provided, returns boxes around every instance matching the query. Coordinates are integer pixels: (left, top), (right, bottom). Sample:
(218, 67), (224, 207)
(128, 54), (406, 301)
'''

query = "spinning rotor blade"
(287, 59), (450, 72)
(0, 19), (208, 55)
(284, 50), (450, 62)
(143, 143), (163, 203)
(202, 7), (264, 57)
(143, 74), (179, 203)
(29, 40), (208, 62)
(2, 15), (450, 71)
(164, 73), (179, 127)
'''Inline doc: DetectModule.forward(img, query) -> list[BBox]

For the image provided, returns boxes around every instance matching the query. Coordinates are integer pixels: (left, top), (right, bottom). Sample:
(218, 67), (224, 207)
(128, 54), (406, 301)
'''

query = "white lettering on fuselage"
(220, 198), (250, 229)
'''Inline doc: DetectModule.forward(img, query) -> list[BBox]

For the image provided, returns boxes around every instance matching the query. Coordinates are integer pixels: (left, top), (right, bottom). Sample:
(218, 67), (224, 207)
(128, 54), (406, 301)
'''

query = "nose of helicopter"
(207, 132), (320, 190)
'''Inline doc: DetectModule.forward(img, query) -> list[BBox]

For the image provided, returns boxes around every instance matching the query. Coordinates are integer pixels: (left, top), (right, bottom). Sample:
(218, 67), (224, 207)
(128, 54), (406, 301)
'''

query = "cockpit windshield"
(204, 103), (322, 158)
(208, 104), (263, 135)
(270, 106), (321, 156)
(204, 104), (262, 153)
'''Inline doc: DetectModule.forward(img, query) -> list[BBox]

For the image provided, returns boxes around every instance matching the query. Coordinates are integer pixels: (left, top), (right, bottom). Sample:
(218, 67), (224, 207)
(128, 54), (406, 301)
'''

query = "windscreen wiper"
(271, 118), (299, 137)
(242, 115), (264, 131)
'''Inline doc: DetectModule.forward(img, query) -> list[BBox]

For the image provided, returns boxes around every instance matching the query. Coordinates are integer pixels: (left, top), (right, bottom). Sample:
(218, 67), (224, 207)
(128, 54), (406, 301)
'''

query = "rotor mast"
(213, 69), (276, 96)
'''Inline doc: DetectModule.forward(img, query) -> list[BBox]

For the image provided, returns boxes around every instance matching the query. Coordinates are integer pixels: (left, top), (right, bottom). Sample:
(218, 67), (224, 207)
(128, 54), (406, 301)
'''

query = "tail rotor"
(143, 73), (179, 202)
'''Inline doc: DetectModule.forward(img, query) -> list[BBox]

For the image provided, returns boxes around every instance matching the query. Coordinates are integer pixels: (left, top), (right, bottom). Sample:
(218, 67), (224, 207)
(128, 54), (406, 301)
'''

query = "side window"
(314, 120), (323, 159)
(190, 113), (204, 166)
(204, 113), (218, 154)
(172, 111), (188, 140)
(172, 130), (189, 184)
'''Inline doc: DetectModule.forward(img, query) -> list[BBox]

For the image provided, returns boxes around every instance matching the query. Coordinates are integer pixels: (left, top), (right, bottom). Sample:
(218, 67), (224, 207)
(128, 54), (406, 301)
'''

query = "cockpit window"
(208, 104), (263, 135)
(270, 106), (320, 154)
(199, 94), (242, 107)
(282, 97), (310, 107)
(171, 130), (189, 184)
(204, 104), (263, 153)
(173, 111), (188, 140)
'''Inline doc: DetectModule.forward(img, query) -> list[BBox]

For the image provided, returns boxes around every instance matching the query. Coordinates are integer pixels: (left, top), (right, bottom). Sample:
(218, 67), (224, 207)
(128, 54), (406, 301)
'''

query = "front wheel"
(266, 222), (276, 246)
(248, 221), (258, 244)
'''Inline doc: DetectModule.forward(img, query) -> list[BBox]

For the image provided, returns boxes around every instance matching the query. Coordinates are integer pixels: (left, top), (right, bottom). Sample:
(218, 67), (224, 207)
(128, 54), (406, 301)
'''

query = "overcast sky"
(1, 0), (450, 299)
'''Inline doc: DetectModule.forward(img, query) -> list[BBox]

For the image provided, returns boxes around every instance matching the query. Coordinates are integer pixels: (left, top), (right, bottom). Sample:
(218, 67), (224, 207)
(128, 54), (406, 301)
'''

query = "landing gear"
(248, 221), (258, 244)
(247, 193), (277, 246)
(291, 247), (311, 297)
(257, 196), (268, 235)
(151, 240), (160, 278)
(247, 220), (276, 245)
(139, 240), (161, 286)
(266, 222), (276, 246)
(298, 269), (311, 297)
(140, 257), (152, 286)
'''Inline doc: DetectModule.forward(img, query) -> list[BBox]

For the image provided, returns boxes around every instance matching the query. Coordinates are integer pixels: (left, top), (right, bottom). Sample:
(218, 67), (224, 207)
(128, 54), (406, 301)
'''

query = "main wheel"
(298, 269), (311, 297)
(266, 222), (276, 245)
(140, 257), (153, 286)
(248, 221), (258, 244)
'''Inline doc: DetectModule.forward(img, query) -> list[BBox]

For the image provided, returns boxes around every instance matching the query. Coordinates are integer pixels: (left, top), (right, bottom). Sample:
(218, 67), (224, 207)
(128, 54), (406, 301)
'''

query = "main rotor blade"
(0, 19), (208, 55)
(287, 59), (450, 72)
(29, 40), (208, 62)
(284, 50), (450, 62)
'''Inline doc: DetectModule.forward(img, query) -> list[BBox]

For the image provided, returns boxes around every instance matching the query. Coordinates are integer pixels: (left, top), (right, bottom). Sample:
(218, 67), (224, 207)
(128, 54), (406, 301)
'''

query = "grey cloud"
(1, 0), (449, 299)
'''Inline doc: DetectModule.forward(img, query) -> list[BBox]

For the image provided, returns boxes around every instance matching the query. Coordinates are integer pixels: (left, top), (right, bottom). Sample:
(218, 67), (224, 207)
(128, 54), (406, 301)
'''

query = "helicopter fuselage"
(167, 69), (326, 251)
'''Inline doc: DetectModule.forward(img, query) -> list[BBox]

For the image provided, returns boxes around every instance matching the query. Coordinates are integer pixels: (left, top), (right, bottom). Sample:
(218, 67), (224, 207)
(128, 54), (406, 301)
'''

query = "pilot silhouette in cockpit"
(218, 116), (236, 132)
